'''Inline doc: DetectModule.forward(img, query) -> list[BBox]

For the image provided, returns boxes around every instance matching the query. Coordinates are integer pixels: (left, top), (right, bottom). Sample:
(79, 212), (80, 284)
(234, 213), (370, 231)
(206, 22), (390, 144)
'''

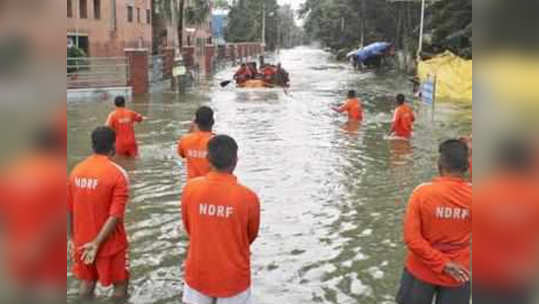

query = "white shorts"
(182, 283), (252, 304)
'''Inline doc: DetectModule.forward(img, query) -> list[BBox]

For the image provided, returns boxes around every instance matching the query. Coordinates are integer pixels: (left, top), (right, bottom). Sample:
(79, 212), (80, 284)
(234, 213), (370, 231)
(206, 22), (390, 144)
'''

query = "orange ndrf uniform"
(0, 154), (66, 288)
(262, 66), (276, 82)
(337, 98), (364, 121)
(474, 174), (539, 291)
(68, 155), (130, 286)
(391, 104), (415, 138)
(234, 67), (253, 84)
(403, 176), (472, 287)
(106, 108), (143, 157)
(181, 172), (260, 298)
(177, 131), (214, 180)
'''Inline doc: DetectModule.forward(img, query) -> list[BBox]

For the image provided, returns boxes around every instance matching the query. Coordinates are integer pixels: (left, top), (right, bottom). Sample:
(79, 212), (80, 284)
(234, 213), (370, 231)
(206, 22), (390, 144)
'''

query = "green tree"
(300, 0), (471, 59)
(153, 0), (211, 48)
(225, 0), (303, 51)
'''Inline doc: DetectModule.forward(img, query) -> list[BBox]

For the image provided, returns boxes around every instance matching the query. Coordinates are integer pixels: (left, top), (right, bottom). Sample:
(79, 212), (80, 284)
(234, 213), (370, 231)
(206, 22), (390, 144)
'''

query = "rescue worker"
(0, 127), (66, 301)
(261, 64), (276, 84)
(181, 135), (260, 304)
(233, 63), (252, 85)
(474, 138), (539, 304)
(68, 126), (130, 300)
(275, 63), (290, 87)
(389, 94), (415, 139)
(332, 90), (364, 122)
(177, 106), (215, 180)
(396, 139), (471, 304)
(248, 62), (258, 77)
(105, 96), (144, 158)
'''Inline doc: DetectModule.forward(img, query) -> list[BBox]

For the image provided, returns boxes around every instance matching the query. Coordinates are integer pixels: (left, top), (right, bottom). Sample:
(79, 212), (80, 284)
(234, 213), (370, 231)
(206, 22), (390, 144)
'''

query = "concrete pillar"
(205, 44), (215, 75)
(182, 46), (195, 68)
(162, 47), (175, 79)
(125, 48), (149, 95)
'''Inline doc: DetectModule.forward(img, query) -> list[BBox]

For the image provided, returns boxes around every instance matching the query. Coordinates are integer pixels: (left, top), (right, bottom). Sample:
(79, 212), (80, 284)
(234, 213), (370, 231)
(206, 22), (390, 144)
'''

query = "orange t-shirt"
(68, 154), (129, 257)
(178, 131), (214, 180)
(474, 174), (539, 289)
(0, 153), (66, 285)
(339, 98), (364, 121)
(404, 176), (472, 287)
(392, 104), (415, 138)
(181, 172), (260, 297)
(106, 107), (143, 153)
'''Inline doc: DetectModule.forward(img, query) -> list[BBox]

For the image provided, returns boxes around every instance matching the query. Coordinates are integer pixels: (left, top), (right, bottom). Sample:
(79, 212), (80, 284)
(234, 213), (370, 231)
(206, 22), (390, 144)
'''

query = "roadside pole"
(417, 0), (426, 61)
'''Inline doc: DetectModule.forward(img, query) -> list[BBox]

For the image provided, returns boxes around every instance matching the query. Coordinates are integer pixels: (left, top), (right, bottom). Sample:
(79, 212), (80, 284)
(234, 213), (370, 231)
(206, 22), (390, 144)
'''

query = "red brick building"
(67, 0), (152, 57)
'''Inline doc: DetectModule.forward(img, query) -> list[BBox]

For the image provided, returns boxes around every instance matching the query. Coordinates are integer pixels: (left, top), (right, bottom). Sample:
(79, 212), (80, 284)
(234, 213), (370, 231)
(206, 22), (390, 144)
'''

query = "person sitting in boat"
(275, 63), (290, 87)
(234, 63), (253, 85)
(248, 62), (258, 77)
(261, 64), (276, 83)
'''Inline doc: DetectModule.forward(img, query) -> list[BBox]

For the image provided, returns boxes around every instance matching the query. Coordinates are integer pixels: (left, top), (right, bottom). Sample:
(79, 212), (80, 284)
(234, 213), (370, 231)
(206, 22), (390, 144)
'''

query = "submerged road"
(67, 46), (471, 303)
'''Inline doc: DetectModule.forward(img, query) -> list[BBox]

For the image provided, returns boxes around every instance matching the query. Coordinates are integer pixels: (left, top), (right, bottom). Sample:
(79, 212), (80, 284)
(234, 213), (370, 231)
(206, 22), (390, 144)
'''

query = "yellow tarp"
(418, 51), (472, 103)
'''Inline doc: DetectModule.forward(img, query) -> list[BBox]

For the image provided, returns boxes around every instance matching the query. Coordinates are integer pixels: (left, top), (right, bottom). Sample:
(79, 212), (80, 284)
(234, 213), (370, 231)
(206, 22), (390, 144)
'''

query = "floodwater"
(67, 46), (471, 303)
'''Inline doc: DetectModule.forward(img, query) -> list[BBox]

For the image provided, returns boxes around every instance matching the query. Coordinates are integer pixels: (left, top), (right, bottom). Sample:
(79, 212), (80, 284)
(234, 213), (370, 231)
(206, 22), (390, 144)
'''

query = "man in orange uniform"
(0, 127), (66, 301)
(181, 135), (260, 304)
(474, 139), (539, 304)
(233, 63), (253, 85)
(332, 90), (364, 122)
(396, 139), (471, 304)
(105, 96), (144, 158)
(261, 64), (276, 84)
(178, 106), (215, 180)
(389, 94), (415, 139)
(67, 126), (130, 300)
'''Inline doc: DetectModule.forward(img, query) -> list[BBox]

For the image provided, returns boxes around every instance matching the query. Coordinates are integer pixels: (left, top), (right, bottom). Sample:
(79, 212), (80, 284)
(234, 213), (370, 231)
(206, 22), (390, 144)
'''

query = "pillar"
(125, 48), (149, 95)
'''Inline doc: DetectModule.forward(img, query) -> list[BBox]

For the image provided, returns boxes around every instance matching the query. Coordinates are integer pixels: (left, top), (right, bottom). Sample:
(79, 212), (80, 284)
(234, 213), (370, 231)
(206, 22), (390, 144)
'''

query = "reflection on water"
(67, 47), (471, 303)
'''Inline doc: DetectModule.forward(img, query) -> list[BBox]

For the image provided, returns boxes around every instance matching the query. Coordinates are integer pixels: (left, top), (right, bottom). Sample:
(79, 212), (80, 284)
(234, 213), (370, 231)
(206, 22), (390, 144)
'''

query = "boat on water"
(233, 62), (290, 88)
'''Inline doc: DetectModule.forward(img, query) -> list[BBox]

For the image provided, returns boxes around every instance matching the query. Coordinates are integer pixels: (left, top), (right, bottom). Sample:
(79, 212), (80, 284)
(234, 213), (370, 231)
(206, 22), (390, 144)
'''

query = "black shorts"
(396, 268), (471, 304)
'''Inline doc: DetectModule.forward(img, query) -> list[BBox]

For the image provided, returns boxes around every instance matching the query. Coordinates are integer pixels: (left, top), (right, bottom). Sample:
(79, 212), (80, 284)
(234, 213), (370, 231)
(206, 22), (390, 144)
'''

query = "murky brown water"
(67, 47), (471, 303)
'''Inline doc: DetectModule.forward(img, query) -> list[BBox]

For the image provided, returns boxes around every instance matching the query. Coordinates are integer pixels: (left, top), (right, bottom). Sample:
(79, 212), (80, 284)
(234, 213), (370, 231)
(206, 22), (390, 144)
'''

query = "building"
(67, 0), (152, 57)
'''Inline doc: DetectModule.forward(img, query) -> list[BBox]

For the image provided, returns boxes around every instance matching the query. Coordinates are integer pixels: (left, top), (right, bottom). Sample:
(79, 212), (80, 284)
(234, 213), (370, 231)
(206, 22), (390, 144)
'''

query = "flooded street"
(67, 47), (471, 303)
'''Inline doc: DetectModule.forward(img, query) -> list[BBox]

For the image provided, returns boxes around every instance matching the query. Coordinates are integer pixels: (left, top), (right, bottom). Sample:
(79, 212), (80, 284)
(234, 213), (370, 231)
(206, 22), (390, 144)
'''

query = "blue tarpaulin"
(353, 42), (392, 62)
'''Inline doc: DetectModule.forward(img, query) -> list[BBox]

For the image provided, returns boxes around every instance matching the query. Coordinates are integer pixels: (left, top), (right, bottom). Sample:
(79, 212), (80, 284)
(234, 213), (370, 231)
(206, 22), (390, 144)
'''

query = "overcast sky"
(277, 0), (305, 10)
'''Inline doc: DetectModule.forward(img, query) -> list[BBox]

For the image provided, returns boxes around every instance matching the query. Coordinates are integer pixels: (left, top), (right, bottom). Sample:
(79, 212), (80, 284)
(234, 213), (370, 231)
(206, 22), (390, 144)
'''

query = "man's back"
(68, 155), (129, 257)
(106, 108), (142, 149)
(342, 98), (363, 121)
(0, 153), (66, 285)
(181, 172), (260, 297)
(178, 131), (213, 180)
(393, 104), (415, 138)
(404, 176), (472, 286)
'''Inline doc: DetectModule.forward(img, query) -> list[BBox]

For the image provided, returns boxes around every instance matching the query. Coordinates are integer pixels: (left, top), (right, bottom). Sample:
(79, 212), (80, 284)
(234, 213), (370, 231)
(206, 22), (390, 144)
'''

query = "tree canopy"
(225, 0), (304, 51)
(300, 0), (472, 58)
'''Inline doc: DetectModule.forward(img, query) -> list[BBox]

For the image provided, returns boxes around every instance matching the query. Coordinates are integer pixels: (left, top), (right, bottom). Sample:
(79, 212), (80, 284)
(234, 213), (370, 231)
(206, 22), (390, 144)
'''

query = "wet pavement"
(67, 46), (471, 303)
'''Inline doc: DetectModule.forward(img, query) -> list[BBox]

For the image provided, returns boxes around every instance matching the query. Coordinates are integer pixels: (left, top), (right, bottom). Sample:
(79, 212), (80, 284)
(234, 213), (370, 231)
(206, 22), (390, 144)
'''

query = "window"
(127, 6), (133, 22)
(146, 9), (151, 24)
(79, 0), (87, 18)
(93, 0), (101, 19)
(67, 0), (72, 17)
(137, 8), (140, 23)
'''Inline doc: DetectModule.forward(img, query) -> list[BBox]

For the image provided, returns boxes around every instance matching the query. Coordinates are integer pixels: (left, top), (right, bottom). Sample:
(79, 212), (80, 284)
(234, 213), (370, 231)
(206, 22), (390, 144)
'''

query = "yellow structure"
(418, 51), (472, 103)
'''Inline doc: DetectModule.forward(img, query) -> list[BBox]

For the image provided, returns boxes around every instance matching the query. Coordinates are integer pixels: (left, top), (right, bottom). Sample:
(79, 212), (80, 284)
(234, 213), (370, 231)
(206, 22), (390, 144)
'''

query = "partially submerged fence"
(67, 57), (129, 89)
